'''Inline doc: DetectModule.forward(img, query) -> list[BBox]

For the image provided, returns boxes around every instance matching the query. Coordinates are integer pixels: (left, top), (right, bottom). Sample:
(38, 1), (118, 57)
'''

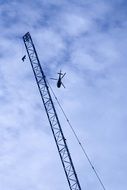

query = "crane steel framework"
(23, 32), (82, 190)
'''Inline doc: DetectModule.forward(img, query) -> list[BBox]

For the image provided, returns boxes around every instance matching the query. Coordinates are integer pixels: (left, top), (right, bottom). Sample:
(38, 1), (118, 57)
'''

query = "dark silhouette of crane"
(23, 32), (82, 190)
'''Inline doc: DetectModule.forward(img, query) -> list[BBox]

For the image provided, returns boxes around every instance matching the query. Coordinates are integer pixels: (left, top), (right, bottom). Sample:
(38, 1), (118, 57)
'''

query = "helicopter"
(51, 70), (66, 88)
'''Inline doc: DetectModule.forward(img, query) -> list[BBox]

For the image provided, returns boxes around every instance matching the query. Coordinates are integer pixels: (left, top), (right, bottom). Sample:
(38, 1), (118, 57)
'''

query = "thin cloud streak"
(0, 1), (127, 190)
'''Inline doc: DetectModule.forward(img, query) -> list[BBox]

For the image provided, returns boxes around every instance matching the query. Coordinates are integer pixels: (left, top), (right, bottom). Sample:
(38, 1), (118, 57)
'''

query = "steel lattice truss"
(23, 32), (82, 190)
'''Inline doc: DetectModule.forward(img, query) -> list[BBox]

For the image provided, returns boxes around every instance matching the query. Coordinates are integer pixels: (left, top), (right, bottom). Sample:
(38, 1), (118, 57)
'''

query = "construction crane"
(23, 32), (82, 190)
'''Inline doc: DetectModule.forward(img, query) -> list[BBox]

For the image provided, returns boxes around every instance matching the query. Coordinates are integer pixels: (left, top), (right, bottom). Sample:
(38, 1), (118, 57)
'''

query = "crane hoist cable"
(47, 80), (106, 190)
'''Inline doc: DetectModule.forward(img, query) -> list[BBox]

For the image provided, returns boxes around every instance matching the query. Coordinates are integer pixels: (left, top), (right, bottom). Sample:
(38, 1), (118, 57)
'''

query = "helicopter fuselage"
(57, 77), (61, 88)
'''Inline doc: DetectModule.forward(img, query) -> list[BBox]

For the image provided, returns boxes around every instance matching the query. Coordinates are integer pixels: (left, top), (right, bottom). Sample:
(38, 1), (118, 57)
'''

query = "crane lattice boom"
(23, 32), (82, 190)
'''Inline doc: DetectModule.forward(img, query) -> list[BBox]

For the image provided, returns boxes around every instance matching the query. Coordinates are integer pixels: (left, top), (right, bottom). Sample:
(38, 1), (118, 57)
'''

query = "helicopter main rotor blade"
(61, 82), (65, 88)
(61, 73), (66, 79)
(50, 78), (57, 80)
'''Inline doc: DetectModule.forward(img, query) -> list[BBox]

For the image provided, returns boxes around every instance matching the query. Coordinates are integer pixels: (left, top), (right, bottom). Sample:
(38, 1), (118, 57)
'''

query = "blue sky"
(0, 0), (127, 190)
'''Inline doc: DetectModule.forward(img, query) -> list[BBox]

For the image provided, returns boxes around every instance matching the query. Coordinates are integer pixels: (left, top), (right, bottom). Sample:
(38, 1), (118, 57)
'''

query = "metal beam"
(23, 32), (82, 190)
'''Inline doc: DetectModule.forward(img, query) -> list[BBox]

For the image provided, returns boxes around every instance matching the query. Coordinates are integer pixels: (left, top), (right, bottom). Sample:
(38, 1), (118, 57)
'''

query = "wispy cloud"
(0, 0), (127, 190)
